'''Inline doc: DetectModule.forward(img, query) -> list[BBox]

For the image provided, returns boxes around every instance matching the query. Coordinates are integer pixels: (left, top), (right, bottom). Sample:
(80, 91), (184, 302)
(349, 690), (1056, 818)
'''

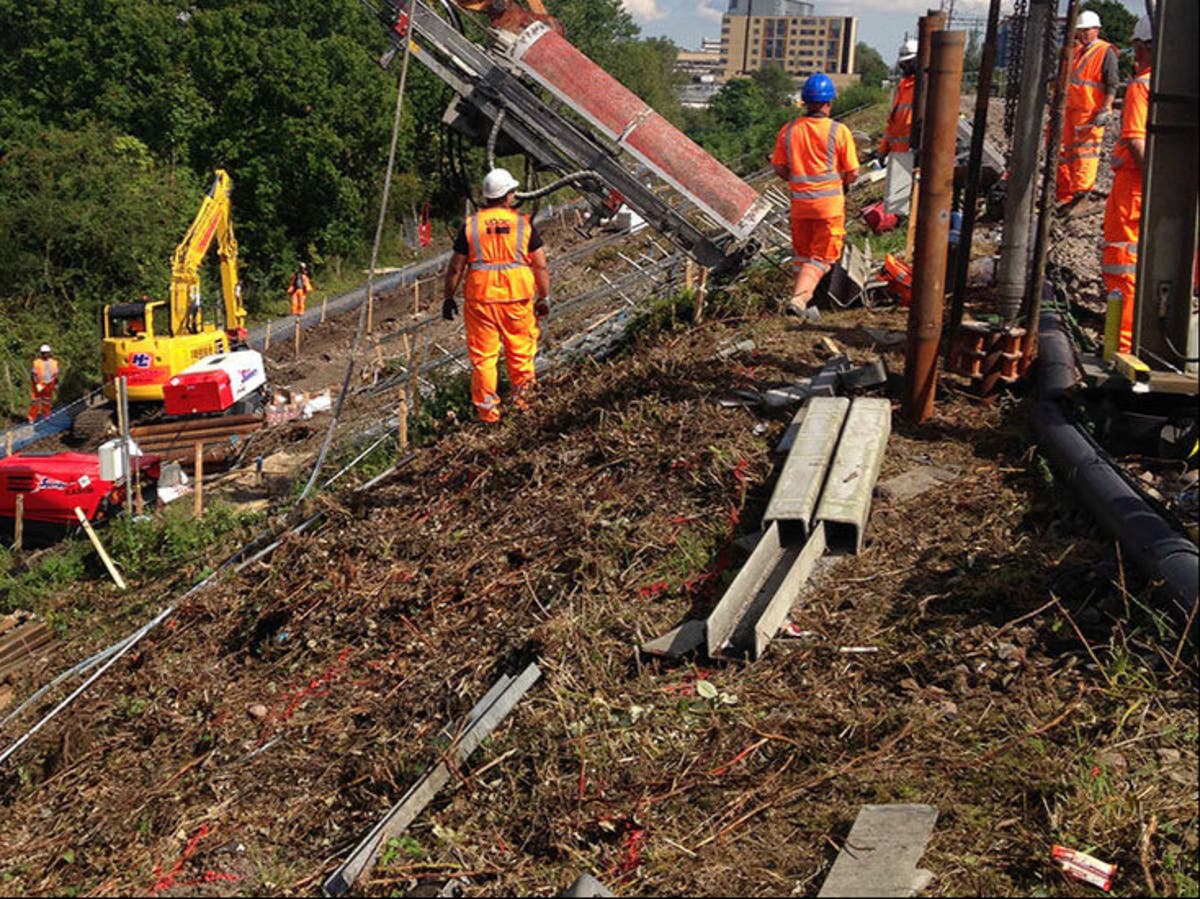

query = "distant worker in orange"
(29, 343), (59, 422)
(442, 168), (551, 424)
(1056, 9), (1119, 207)
(288, 262), (313, 316)
(877, 39), (918, 161)
(1101, 15), (1153, 357)
(772, 73), (860, 319)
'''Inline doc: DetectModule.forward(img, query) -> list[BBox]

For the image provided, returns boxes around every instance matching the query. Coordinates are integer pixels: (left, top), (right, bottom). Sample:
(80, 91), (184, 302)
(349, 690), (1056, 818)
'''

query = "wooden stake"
(193, 441), (204, 518)
(5, 432), (12, 456)
(320, 295), (328, 324)
(374, 337), (384, 386)
(264, 319), (272, 351)
(693, 266), (709, 325)
(413, 279), (420, 316)
(398, 388), (409, 453)
(74, 506), (126, 590)
(13, 494), (23, 552)
(134, 475), (144, 516)
(905, 172), (921, 262)
(684, 258), (695, 290)
(294, 317), (301, 357)
(367, 290), (375, 334)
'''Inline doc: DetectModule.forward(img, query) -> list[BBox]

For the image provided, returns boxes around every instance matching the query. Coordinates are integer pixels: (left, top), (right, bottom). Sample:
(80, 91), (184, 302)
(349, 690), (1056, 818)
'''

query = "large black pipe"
(1034, 313), (1198, 623)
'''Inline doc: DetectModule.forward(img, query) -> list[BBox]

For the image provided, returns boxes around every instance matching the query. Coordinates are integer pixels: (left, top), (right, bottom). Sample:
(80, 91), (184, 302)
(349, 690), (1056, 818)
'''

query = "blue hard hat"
(802, 73), (836, 104)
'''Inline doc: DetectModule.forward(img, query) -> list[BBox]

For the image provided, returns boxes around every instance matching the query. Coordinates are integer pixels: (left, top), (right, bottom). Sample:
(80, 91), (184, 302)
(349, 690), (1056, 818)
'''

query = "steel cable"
(299, 25), (416, 502)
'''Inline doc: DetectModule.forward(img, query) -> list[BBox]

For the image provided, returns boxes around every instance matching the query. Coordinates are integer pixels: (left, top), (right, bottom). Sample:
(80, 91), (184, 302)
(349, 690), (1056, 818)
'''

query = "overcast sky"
(627, 0), (1149, 59)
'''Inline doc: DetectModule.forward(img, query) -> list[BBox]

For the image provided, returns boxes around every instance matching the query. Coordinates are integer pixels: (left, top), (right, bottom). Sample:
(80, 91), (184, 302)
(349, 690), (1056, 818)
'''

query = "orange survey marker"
(1052, 845), (1115, 891)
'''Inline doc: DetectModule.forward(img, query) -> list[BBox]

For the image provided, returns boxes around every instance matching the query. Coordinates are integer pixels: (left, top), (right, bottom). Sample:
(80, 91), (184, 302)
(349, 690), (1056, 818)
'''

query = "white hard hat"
(1076, 9), (1101, 30)
(39, 344), (51, 354)
(898, 38), (918, 63)
(482, 168), (520, 200)
(1132, 14), (1152, 42)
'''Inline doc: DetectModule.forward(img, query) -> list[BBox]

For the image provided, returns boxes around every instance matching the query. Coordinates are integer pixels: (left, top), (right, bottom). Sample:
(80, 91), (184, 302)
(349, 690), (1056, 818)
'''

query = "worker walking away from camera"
(877, 39), (918, 161)
(772, 73), (860, 320)
(288, 262), (313, 316)
(29, 344), (59, 422)
(1056, 9), (1119, 207)
(442, 168), (551, 424)
(1101, 16), (1153, 357)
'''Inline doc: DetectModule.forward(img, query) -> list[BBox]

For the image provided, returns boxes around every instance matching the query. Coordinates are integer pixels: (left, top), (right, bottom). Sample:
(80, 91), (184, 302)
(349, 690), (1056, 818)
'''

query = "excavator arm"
(168, 169), (248, 342)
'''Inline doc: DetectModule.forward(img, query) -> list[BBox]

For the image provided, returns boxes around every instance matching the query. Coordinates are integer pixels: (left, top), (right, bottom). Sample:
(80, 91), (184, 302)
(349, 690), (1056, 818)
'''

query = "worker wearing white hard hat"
(1101, 15), (1154, 356)
(1055, 7), (1119, 206)
(29, 344), (60, 422)
(442, 168), (552, 423)
(878, 38), (919, 161)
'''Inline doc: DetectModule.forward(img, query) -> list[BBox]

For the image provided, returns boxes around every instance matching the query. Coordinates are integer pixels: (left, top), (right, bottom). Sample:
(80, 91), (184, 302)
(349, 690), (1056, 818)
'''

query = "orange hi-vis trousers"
(465, 299), (539, 423)
(28, 383), (55, 421)
(1102, 165), (1142, 354)
(789, 213), (846, 297)
(1056, 109), (1105, 204)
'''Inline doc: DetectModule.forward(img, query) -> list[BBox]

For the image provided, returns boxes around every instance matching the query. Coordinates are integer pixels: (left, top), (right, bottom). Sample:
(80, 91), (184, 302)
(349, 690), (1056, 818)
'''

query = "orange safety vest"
(1067, 39), (1114, 114)
(1112, 66), (1150, 172)
(463, 207), (536, 303)
(778, 115), (856, 220)
(881, 76), (915, 154)
(32, 357), (59, 384)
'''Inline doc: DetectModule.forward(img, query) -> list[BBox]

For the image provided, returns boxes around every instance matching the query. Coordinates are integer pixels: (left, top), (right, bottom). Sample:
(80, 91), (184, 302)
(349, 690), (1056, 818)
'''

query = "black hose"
(1034, 313), (1198, 623)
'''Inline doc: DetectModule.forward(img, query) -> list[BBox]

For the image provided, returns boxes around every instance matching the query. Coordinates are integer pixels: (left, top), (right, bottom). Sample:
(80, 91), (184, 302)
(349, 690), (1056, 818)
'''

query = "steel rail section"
(762, 397), (850, 540)
(323, 663), (541, 895)
(705, 521), (827, 661)
(814, 397), (892, 553)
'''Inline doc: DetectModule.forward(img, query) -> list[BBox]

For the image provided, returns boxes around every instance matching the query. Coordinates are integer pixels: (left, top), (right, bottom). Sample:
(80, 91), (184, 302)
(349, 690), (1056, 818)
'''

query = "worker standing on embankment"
(1055, 9), (1119, 208)
(1102, 15), (1153, 357)
(877, 39), (918, 162)
(442, 168), (551, 424)
(772, 73), (859, 320)
(288, 262), (313, 316)
(28, 343), (59, 422)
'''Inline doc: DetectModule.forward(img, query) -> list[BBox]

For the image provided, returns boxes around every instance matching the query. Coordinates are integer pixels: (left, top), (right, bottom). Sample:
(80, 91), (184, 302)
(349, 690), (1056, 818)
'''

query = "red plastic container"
(862, 201), (899, 234)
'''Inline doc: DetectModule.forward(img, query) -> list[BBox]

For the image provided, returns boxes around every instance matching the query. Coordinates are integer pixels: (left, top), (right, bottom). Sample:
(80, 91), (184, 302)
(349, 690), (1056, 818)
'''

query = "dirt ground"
(0, 107), (1196, 898)
(1, 271), (1196, 897)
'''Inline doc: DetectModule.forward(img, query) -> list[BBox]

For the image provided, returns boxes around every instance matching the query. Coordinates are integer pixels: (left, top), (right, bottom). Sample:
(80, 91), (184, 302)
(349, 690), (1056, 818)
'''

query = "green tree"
(854, 42), (889, 88)
(751, 65), (797, 111)
(708, 78), (768, 132)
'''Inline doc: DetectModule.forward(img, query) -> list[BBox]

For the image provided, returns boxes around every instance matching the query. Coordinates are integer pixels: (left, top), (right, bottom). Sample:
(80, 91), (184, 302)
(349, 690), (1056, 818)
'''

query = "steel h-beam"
(1134, 0), (1200, 373)
(366, 0), (763, 272)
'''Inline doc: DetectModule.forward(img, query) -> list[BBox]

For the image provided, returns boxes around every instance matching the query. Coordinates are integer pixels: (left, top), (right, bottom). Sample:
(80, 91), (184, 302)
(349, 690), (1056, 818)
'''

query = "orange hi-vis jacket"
(1103, 65), (1151, 354)
(463, 207), (536, 303)
(773, 115), (859, 220)
(878, 75), (915, 155)
(1066, 38), (1115, 115)
(32, 357), (59, 387)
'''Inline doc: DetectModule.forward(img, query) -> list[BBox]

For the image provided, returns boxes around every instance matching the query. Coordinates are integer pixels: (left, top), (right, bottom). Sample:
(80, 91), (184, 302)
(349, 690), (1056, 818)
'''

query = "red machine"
(0, 451), (160, 543)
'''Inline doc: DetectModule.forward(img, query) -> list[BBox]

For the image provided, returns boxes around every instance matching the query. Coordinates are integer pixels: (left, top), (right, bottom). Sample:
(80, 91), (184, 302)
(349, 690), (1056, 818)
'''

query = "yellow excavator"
(99, 169), (250, 404)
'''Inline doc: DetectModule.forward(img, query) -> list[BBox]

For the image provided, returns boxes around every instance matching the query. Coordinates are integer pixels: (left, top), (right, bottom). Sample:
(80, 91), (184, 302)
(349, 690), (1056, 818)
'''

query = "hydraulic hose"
(1034, 313), (1198, 623)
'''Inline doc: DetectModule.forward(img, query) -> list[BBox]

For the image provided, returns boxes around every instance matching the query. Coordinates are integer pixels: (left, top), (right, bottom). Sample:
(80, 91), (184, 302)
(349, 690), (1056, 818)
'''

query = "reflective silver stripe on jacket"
(467, 214), (528, 272)
(788, 118), (842, 201)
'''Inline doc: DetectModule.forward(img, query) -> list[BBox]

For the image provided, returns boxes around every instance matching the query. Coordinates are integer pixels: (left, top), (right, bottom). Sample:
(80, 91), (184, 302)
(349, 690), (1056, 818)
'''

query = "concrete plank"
(818, 804), (938, 898)
(815, 398), (891, 553)
(763, 397), (850, 534)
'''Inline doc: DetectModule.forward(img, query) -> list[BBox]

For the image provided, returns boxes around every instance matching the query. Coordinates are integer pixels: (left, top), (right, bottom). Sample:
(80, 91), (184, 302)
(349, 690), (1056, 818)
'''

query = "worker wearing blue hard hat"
(772, 73), (859, 319)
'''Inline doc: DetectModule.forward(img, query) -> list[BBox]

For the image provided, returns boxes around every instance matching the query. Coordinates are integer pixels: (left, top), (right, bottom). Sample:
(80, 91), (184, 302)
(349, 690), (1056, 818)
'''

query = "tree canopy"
(854, 42), (889, 88)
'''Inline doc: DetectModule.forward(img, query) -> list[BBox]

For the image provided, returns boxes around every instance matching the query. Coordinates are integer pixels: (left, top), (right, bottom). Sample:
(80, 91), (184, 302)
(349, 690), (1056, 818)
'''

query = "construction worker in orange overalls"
(877, 39), (918, 162)
(288, 262), (313, 316)
(442, 168), (551, 424)
(772, 73), (860, 320)
(29, 344), (59, 422)
(1055, 9), (1119, 207)
(1102, 15), (1153, 357)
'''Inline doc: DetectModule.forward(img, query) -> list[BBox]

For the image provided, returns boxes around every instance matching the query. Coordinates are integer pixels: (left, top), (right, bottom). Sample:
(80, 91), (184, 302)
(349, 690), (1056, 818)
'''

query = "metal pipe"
(910, 11), (947, 165)
(903, 30), (966, 424)
(945, 0), (1002, 362)
(1035, 313), (1198, 623)
(1020, 0), (1080, 346)
(996, 0), (1051, 318)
